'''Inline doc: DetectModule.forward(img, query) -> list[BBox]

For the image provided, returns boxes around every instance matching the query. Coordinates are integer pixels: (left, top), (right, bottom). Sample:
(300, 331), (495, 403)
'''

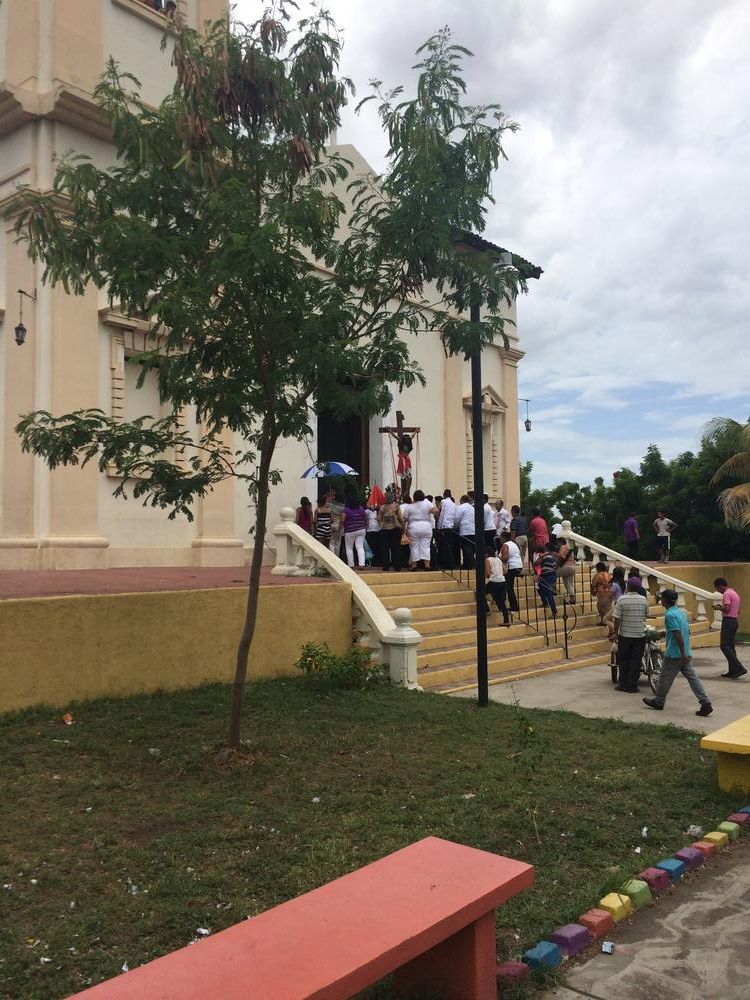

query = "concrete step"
(418, 645), (564, 688)
(408, 600), (480, 620)
(434, 651), (611, 694)
(418, 622), (531, 649)
(369, 579), (468, 598)
(417, 633), (548, 669)
(382, 589), (479, 610)
(691, 629), (721, 648)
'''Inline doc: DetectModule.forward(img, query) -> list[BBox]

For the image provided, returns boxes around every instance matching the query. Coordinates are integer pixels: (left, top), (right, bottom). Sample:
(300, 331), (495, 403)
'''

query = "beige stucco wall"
(671, 564), (750, 632)
(0, 8), (525, 569)
(0, 580), (352, 713)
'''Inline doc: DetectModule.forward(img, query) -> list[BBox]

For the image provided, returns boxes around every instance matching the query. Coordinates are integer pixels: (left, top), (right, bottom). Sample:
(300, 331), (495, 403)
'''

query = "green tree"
(709, 417), (750, 530)
(521, 419), (750, 563)
(10, 9), (529, 747)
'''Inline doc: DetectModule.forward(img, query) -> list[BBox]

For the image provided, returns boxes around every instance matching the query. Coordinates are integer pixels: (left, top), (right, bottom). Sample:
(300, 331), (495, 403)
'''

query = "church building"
(0, 1), (537, 570)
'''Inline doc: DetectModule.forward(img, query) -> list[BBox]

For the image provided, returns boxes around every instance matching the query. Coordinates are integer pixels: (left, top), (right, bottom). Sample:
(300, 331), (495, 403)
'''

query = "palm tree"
(709, 418), (750, 528)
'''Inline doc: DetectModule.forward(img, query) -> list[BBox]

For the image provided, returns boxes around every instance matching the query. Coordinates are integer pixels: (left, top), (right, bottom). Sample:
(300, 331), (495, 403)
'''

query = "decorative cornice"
(502, 346), (525, 364)
(112, 0), (178, 32)
(0, 81), (110, 140)
(98, 307), (152, 333)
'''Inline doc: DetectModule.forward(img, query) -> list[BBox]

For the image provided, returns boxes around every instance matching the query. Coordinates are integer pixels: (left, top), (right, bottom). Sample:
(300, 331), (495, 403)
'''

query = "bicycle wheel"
(647, 648), (663, 694)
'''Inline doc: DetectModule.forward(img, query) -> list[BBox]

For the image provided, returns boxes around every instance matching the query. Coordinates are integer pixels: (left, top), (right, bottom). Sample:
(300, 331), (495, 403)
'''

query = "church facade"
(0, 1), (533, 571)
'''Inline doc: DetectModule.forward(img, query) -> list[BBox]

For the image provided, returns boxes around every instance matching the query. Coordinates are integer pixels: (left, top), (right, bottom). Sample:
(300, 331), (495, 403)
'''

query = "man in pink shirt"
(714, 578), (747, 678)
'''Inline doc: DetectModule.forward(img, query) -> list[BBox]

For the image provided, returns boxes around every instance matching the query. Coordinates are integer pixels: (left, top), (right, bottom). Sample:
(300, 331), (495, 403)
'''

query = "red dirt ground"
(0, 566), (334, 601)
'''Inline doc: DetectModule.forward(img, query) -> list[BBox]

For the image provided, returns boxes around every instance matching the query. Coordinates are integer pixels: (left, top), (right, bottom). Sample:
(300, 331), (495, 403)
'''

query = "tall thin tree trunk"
(228, 429), (276, 749)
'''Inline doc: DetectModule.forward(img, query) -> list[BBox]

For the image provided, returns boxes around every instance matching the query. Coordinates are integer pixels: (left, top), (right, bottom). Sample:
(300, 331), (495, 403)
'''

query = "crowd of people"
(296, 488), (747, 716)
(295, 489), (580, 626)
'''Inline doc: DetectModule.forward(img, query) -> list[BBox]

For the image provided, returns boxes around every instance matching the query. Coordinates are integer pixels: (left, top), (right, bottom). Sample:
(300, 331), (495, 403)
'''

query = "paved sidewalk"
(542, 839), (750, 1000)
(456, 647), (750, 734)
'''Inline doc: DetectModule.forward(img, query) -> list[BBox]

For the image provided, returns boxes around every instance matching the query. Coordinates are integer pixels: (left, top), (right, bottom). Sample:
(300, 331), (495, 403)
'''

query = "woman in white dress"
(403, 490), (438, 570)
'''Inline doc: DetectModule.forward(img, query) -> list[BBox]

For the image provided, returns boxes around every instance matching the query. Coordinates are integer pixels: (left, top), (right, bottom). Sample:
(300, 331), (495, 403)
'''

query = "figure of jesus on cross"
(379, 410), (420, 498)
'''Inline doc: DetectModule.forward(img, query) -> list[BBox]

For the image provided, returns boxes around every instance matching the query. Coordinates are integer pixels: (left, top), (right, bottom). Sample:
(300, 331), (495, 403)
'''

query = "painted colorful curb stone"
(691, 840), (717, 858)
(621, 878), (653, 908)
(674, 846), (704, 871)
(705, 830), (729, 848)
(496, 960), (530, 985)
(578, 908), (614, 939)
(717, 820), (741, 840)
(637, 867), (671, 894)
(655, 857), (686, 882)
(549, 924), (591, 957)
(521, 940), (561, 970)
(510, 804), (749, 979)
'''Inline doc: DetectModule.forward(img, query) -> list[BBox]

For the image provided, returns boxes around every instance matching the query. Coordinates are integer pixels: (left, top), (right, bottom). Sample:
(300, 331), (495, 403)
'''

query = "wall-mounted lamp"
(14, 288), (37, 346)
(520, 397), (532, 432)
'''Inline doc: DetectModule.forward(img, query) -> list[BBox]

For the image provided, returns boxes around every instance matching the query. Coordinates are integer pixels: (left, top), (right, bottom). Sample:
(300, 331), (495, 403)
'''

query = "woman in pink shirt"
(529, 509), (549, 550)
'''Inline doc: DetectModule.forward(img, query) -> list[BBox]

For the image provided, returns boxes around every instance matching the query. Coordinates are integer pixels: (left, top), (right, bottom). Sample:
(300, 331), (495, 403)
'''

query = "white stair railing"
(272, 508), (423, 689)
(560, 520), (722, 629)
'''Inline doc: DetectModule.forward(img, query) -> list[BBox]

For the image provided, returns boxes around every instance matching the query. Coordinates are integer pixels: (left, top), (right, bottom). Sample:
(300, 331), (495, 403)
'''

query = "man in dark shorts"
(653, 511), (676, 563)
(714, 578), (747, 678)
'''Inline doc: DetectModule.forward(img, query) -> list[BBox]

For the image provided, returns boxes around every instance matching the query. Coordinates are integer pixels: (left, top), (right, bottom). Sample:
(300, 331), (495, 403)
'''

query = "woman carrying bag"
(556, 537), (577, 603)
(377, 490), (405, 572)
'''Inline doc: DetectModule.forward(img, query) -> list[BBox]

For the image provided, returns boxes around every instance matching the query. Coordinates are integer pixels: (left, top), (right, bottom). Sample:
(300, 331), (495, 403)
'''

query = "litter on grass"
(62, 713), (74, 726)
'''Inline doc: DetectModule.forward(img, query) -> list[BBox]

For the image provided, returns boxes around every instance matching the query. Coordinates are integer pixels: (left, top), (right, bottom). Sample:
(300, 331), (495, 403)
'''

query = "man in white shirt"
(495, 499), (511, 538)
(483, 494), (496, 552)
(455, 495), (476, 569)
(437, 489), (457, 569)
(653, 511), (676, 564)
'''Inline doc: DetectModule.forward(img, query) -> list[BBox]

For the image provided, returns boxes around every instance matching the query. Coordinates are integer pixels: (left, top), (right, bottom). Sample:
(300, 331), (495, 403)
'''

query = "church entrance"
(316, 410), (370, 486)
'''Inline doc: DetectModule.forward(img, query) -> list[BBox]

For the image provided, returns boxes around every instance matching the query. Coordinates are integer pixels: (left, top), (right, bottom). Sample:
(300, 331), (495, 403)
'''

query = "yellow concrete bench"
(700, 715), (750, 794)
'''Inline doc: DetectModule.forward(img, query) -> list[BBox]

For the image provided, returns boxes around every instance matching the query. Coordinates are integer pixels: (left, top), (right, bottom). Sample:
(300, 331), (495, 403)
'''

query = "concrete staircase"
(363, 569), (720, 694)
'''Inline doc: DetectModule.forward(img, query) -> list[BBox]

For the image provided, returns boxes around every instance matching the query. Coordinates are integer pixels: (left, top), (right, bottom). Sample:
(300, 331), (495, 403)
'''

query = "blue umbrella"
(301, 461), (358, 478)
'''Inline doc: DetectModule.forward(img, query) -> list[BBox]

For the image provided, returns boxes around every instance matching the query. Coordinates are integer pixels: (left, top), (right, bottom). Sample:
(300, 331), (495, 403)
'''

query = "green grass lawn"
(0, 678), (740, 999)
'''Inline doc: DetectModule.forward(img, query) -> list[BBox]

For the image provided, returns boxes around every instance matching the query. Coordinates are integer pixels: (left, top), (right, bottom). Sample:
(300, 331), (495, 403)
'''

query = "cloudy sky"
(236, 0), (749, 489)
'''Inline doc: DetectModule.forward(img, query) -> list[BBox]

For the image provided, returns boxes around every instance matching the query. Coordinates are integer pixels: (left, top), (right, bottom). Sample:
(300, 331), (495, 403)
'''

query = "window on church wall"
(124, 357), (163, 424)
(463, 388), (506, 497)
(107, 323), (188, 475)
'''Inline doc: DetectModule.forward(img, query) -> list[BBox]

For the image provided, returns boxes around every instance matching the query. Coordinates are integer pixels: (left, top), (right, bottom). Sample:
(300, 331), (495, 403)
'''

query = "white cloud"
(234, 0), (750, 485)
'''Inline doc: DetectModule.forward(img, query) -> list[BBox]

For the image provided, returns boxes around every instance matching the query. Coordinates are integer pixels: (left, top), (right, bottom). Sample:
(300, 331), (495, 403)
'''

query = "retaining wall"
(0, 582), (352, 712)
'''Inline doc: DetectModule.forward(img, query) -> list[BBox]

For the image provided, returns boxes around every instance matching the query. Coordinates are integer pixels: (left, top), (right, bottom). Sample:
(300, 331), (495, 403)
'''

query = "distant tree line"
(520, 418), (750, 563)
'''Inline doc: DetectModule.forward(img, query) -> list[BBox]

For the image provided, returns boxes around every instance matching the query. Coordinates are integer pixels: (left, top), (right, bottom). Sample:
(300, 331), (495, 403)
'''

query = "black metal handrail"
(440, 532), (584, 659)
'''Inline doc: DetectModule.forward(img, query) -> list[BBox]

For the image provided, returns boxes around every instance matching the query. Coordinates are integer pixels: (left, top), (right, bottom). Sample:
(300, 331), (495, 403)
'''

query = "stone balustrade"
(560, 520), (722, 629)
(272, 508), (423, 689)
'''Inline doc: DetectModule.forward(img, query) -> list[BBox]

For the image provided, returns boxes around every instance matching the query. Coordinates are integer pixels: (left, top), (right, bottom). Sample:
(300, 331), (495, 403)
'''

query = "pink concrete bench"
(70, 836), (533, 1000)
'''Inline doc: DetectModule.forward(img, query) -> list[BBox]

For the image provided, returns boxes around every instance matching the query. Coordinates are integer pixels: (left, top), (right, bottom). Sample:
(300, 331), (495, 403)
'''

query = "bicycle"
(641, 627), (663, 694)
(609, 627), (663, 694)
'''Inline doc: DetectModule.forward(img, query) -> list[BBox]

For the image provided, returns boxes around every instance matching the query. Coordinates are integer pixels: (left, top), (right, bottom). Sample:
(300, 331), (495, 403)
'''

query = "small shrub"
(310, 565), (331, 578)
(294, 642), (388, 689)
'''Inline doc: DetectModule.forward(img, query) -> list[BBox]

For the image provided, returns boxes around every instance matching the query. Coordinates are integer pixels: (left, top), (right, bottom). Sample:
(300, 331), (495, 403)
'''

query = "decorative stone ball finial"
(280, 507), (295, 522)
(392, 607), (413, 629)
(561, 520), (572, 534)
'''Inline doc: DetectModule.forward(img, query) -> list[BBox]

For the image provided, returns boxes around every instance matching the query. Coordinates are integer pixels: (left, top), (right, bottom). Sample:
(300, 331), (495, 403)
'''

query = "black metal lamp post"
(451, 235), (541, 707)
(520, 397), (532, 433)
(14, 288), (36, 346)
(469, 286), (490, 706)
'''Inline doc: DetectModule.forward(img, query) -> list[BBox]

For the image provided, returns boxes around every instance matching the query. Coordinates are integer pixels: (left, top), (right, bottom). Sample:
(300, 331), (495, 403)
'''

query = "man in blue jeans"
(643, 590), (713, 717)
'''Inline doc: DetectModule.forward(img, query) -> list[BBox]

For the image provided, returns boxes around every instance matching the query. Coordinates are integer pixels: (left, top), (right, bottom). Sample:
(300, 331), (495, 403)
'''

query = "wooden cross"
(378, 410), (420, 440)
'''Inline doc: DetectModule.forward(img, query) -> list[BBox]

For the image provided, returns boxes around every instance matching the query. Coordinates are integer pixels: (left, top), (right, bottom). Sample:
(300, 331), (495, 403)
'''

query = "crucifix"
(379, 410), (420, 497)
